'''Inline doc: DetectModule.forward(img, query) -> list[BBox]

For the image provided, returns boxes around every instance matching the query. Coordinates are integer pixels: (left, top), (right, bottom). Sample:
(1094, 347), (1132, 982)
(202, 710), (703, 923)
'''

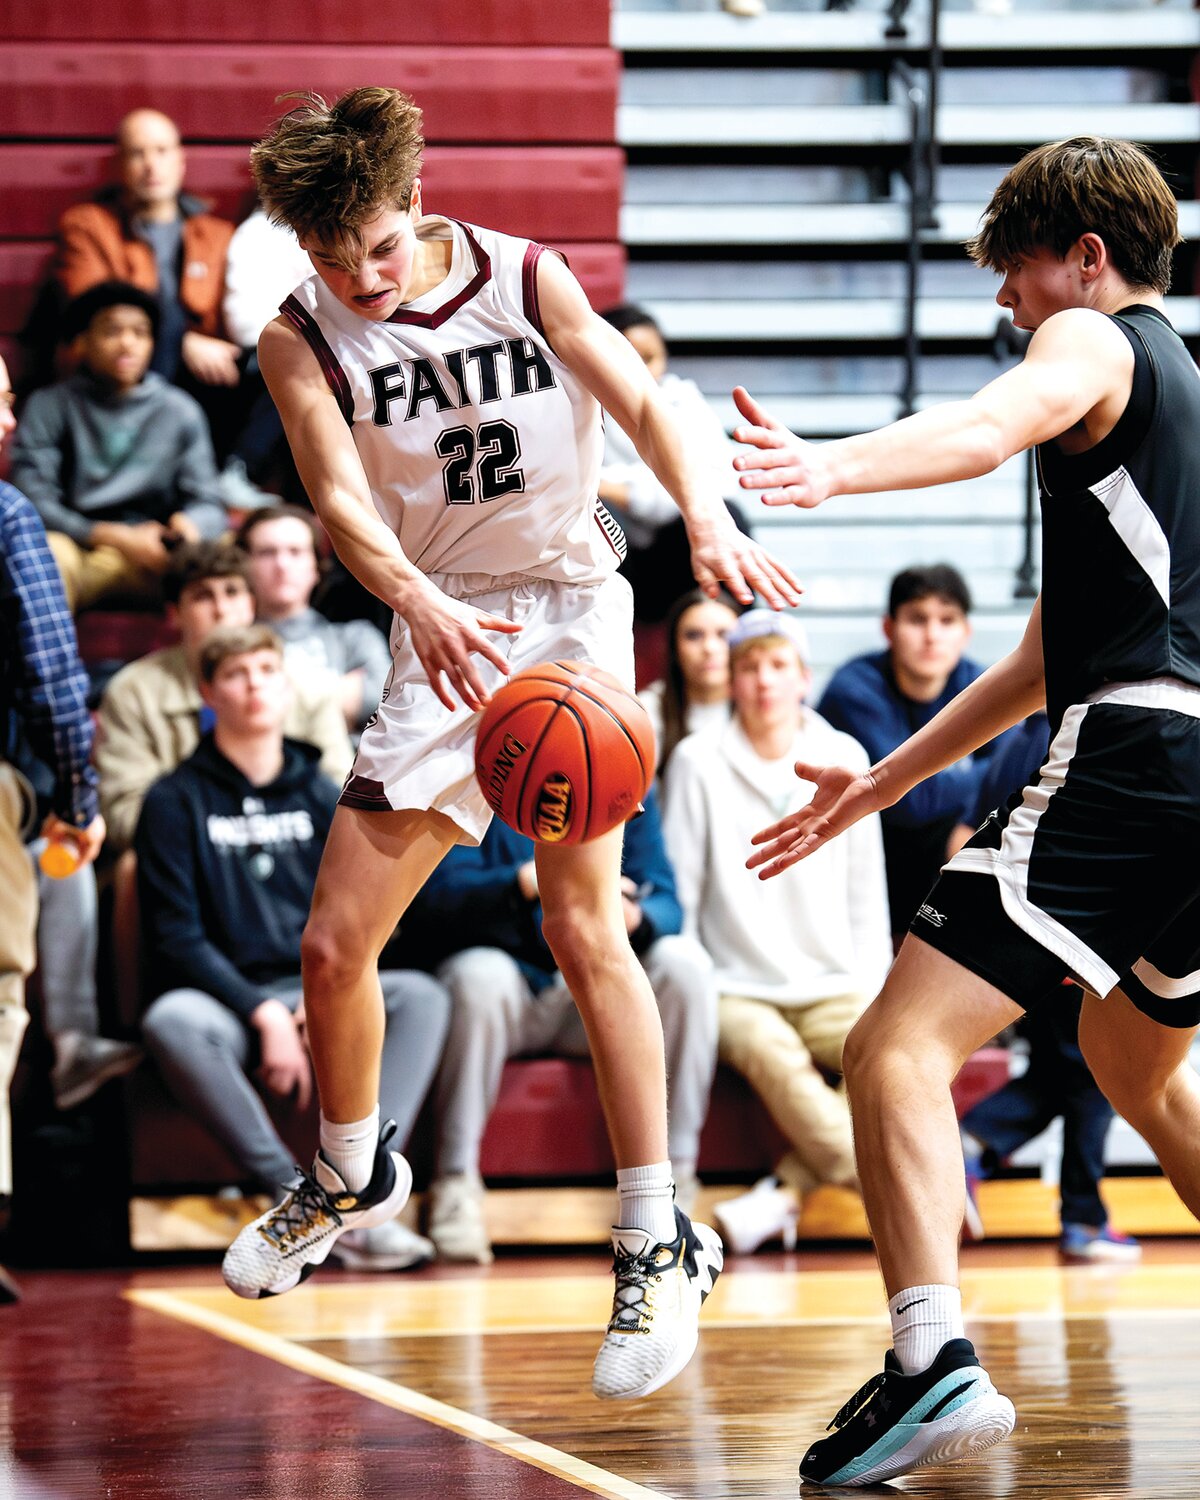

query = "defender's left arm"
(734, 308), (1135, 508)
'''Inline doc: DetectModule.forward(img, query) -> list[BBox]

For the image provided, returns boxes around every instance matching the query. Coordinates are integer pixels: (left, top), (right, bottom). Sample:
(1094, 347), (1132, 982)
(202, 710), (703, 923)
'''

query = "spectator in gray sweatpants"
(136, 622), (449, 1271)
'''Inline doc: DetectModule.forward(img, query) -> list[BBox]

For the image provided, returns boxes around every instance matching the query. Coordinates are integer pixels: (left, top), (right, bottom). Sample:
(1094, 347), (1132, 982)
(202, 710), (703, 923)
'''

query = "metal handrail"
(885, 0), (943, 419)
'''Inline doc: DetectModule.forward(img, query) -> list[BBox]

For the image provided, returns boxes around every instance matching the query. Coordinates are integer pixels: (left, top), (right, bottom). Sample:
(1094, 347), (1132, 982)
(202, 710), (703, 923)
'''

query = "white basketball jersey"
(282, 217), (626, 586)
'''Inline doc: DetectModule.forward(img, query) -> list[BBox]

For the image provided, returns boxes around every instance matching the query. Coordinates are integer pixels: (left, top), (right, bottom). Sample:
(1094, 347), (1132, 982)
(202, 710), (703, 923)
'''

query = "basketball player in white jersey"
(220, 87), (801, 1401)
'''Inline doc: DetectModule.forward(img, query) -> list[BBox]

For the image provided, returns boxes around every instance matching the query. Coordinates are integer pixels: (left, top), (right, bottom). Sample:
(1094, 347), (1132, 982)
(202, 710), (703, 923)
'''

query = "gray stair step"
(618, 101), (1200, 147)
(623, 65), (1167, 109)
(644, 295), (1200, 341)
(627, 258), (992, 299)
(614, 9), (1200, 54)
(622, 199), (1200, 247)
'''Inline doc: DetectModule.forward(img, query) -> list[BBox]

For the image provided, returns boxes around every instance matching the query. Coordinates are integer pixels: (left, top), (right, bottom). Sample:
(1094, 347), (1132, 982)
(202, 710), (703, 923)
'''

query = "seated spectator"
(137, 624), (448, 1269)
(405, 784), (717, 1265)
(237, 506), (392, 736)
(948, 712), (1140, 1264)
(818, 563), (1019, 940)
(663, 610), (892, 1253)
(97, 541), (352, 851)
(55, 109), (237, 398)
(638, 587), (741, 779)
(599, 304), (749, 621)
(10, 281), (226, 613)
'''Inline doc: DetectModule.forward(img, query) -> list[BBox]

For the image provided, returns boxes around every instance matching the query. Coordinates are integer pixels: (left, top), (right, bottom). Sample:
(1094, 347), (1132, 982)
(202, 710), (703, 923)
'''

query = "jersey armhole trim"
(281, 294), (355, 426)
(522, 242), (568, 342)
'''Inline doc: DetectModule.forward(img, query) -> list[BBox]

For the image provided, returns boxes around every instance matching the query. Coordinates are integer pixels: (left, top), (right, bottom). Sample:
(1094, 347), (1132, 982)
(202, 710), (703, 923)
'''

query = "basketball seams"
(475, 659), (649, 842)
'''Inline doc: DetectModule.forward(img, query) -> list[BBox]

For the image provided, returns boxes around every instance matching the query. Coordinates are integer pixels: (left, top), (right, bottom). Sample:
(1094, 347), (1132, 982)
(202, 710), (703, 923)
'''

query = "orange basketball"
(474, 660), (656, 845)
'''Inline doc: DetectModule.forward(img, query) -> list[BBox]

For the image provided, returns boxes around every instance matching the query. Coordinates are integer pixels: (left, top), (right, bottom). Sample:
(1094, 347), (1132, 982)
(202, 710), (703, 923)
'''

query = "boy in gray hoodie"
(11, 279), (226, 612)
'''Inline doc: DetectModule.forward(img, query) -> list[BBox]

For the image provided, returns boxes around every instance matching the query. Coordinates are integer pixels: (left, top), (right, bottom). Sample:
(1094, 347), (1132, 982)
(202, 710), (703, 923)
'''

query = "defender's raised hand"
(747, 761), (882, 880)
(732, 386), (837, 510)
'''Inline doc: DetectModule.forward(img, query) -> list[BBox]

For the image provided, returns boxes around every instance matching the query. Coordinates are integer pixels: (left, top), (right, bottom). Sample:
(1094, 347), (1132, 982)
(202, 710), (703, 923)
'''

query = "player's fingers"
(733, 385), (781, 432)
(467, 631), (515, 678)
(690, 555), (722, 599)
(731, 424), (786, 455)
(455, 657), (492, 711)
(475, 611), (523, 635)
(737, 448), (798, 473)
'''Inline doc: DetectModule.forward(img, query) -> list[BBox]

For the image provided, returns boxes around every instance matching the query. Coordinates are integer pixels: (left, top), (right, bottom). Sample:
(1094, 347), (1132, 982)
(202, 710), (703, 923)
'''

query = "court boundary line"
(127, 1289), (671, 1500)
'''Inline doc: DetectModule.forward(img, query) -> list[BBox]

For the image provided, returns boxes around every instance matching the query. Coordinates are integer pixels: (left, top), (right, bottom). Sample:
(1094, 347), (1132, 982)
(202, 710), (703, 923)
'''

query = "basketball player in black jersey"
(734, 136), (1200, 1485)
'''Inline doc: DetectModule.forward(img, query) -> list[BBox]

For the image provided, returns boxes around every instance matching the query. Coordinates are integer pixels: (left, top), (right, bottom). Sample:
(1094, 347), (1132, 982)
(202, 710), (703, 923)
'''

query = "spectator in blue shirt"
(405, 786), (717, 1265)
(818, 564), (1018, 937)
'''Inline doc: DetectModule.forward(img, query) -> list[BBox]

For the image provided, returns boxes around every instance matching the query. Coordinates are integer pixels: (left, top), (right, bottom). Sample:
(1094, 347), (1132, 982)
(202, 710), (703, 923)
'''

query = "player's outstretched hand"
(731, 386), (836, 510)
(685, 511), (803, 609)
(402, 580), (522, 711)
(746, 761), (881, 879)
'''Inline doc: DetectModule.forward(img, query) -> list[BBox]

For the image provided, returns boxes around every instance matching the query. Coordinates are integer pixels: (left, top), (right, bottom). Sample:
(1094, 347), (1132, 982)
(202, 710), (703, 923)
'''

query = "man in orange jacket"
(55, 109), (239, 394)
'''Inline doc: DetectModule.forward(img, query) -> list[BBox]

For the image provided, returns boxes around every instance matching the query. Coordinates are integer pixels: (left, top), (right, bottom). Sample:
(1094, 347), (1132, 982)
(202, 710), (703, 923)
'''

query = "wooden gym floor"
(6, 1238), (1200, 1498)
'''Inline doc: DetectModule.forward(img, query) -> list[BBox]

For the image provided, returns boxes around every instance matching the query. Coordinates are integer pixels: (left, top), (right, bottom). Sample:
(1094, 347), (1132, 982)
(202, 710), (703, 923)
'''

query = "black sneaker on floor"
(799, 1337), (1015, 1487)
(221, 1120), (412, 1299)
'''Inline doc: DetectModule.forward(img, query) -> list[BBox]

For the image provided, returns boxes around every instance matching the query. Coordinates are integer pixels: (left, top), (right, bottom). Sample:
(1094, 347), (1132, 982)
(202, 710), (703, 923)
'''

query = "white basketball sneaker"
(222, 1122), (413, 1299)
(592, 1206), (723, 1400)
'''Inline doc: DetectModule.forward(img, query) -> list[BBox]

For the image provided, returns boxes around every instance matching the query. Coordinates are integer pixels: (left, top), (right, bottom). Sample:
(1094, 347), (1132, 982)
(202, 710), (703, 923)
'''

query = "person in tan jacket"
(97, 541), (352, 851)
(55, 109), (239, 393)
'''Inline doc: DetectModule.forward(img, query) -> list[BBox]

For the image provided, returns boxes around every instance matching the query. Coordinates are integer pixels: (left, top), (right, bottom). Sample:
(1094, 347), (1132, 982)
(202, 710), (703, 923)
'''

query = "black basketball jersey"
(1037, 304), (1200, 729)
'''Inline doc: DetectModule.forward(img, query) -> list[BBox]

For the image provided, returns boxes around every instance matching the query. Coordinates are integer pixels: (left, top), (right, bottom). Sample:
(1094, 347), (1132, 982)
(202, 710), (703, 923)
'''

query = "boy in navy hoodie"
(135, 623), (449, 1271)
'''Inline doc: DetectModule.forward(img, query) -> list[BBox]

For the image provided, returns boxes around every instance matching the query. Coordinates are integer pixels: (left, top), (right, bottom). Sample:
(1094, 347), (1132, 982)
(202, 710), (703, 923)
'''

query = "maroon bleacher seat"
(0, 242), (53, 339)
(0, 45), (619, 145)
(7, 0), (610, 46)
(74, 610), (176, 667)
(124, 1049), (1014, 1195)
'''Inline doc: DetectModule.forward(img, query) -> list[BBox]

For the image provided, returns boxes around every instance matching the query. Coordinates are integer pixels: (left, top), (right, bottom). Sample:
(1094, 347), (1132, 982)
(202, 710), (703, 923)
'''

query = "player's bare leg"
(537, 828), (723, 1399)
(301, 806), (461, 1120)
(537, 827), (668, 1166)
(1079, 988), (1200, 1213)
(798, 936), (1019, 1485)
(222, 806), (460, 1299)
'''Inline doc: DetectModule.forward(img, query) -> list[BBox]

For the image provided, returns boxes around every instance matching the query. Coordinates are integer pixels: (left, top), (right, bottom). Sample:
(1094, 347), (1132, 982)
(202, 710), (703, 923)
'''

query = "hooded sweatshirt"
(135, 734), (337, 1019)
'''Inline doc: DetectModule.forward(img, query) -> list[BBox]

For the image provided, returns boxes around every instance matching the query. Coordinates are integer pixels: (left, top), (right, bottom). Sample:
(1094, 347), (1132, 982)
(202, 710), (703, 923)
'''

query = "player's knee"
(540, 902), (606, 971)
(300, 917), (365, 994)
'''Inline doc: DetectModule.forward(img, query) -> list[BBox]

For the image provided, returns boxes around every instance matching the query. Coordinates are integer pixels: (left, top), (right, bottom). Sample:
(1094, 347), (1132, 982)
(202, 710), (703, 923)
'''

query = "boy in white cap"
(661, 610), (892, 1250)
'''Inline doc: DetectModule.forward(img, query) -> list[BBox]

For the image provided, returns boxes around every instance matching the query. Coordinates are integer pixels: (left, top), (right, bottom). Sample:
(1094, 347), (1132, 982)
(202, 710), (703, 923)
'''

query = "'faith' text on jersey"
(369, 337), (557, 426)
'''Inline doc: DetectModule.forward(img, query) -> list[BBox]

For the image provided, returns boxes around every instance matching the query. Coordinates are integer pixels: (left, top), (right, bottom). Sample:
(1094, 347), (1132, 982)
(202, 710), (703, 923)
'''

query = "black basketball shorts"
(911, 680), (1200, 1029)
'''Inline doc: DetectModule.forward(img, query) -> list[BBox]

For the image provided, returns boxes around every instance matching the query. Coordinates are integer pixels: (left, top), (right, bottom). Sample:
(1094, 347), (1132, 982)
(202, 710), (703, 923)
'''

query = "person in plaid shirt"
(0, 352), (105, 1303)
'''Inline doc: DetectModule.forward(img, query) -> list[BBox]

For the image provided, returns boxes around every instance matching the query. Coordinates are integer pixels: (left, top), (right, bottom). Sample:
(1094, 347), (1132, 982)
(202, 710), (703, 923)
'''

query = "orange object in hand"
(39, 838), (81, 879)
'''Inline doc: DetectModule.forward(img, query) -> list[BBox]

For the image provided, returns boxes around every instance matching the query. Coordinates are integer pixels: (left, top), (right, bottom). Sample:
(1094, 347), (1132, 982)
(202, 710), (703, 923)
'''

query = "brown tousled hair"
(199, 623), (284, 684)
(250, 87), (425, 266)
(966, 136), (1180, 294)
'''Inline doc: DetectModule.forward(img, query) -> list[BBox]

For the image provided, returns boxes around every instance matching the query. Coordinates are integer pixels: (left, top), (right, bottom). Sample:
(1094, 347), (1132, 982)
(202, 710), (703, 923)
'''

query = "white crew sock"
(616, 1161), (677, 1244)
(319, 1106), (380, 1195)
(889, 1283), (965, 1374)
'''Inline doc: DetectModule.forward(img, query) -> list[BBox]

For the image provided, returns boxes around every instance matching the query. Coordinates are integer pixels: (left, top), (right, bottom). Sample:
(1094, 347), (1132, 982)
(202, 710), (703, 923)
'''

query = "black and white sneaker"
(592, 1205), (723, 1400)
(222, 1121), (412, 1299)
(799, 1338), (1015, 1486)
